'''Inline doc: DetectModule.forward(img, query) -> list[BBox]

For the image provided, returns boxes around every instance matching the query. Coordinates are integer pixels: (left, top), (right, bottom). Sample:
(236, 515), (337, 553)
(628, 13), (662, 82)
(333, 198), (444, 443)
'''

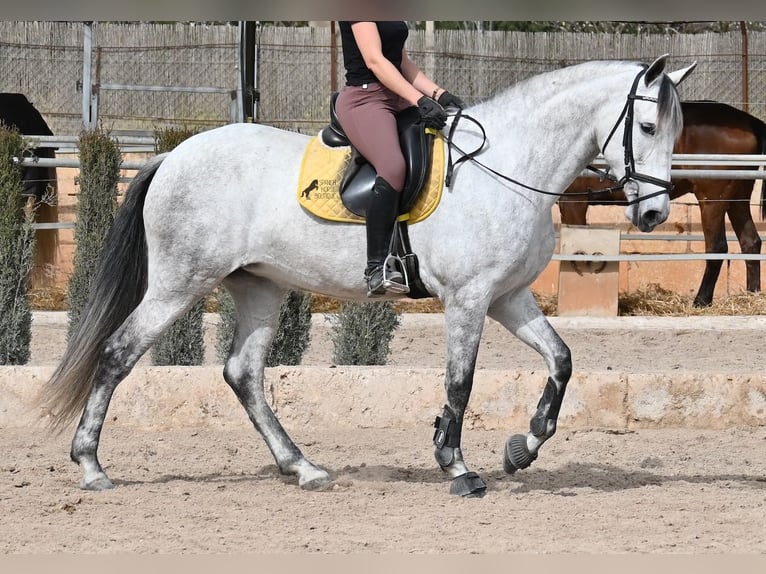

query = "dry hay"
(27, 285), (68, 311)
(617, 283), (766, 316)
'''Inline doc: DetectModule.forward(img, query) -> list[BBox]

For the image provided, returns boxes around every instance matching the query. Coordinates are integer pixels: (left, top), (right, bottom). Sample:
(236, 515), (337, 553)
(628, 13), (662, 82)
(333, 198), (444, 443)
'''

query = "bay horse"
(559, 100), (766, 307)
(38, 56), (695, 497)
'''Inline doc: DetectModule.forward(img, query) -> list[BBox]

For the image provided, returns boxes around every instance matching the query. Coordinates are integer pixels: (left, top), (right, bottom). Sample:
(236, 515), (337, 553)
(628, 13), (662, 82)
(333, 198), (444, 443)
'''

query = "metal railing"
(19, 148), (766, 253)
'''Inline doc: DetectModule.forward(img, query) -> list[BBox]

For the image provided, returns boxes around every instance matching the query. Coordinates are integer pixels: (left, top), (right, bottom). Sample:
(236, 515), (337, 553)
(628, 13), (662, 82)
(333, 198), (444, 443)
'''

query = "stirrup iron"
(382, 253), (409, 293)
(382, 222), (409, 294)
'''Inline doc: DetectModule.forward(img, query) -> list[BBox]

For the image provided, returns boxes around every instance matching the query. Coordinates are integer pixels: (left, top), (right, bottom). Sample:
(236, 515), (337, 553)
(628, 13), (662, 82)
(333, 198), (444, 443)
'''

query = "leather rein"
(440, 66), (675, 206)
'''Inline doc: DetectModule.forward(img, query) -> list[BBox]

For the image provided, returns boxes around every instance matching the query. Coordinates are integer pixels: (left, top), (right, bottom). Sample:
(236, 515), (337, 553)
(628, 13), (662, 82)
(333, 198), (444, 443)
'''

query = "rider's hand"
(437, 91), (465, 110)
(417, 96), (447, 130)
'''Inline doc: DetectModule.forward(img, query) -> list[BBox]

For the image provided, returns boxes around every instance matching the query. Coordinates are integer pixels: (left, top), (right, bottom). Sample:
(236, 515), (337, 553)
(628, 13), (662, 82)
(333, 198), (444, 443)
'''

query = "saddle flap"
(399, 123), (434, 213)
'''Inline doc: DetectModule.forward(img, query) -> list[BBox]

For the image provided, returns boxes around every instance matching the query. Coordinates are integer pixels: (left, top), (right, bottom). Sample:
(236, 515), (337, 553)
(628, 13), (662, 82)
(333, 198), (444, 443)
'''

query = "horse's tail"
(37, 153), (167, 432)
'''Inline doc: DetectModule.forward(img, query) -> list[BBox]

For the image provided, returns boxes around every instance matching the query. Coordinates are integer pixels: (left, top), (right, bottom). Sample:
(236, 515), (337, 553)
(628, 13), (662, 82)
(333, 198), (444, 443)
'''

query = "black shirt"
(338, 21), (409, 86)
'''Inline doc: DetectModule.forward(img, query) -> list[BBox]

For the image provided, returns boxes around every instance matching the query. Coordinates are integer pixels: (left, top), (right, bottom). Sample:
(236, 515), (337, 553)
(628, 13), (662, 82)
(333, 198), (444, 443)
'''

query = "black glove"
(417, 96), (447, 130)
(437, 91), (465, 110)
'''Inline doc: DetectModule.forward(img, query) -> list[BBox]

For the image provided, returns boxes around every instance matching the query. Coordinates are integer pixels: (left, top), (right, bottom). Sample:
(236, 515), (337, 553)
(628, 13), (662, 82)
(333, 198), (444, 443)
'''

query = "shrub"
(266, 290), (312, 366)
(66, 126), (121, 340)
(0, 125), (36, 364)
(215, 289), (236, 362)
(149, 126), (206, 366)
(328, 301), (400, 365)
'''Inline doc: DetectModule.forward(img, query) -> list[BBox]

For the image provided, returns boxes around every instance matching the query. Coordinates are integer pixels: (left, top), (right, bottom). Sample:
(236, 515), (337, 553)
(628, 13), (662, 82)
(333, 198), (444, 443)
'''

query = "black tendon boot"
(365, 176), (408, 297)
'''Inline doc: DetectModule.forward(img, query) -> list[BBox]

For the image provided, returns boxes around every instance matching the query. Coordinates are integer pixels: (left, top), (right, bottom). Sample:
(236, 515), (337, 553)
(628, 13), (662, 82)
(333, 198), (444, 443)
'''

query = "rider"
(335, 21), (464, 297)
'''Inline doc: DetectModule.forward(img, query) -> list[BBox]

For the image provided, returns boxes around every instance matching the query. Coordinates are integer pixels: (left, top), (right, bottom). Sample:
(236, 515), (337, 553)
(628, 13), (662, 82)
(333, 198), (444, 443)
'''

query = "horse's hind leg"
(727, 183), (762, 293)
(221, 272), (330, 490)
(487, 289), (572, 474)
(72, 296), (197, 490)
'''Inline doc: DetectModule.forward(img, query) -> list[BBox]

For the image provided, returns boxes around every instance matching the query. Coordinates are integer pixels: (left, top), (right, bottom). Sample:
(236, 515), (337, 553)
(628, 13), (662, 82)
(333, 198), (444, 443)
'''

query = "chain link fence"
(1, 22), (765, 137)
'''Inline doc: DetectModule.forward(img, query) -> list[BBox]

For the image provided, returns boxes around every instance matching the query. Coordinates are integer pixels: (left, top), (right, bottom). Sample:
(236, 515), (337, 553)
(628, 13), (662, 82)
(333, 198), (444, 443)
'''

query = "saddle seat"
(319, 92), (435, 217)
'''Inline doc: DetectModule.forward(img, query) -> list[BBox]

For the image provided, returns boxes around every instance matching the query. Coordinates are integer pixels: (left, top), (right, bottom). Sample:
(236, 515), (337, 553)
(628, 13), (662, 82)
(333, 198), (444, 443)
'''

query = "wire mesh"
(1, 22), (765, 137)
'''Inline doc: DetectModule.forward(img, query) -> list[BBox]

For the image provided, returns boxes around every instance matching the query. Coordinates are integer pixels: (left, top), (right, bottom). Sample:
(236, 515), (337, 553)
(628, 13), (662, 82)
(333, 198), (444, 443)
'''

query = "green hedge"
(328, 301), (400, 365)
(0, 125), (36, 364)
(67, 127), (121, 340)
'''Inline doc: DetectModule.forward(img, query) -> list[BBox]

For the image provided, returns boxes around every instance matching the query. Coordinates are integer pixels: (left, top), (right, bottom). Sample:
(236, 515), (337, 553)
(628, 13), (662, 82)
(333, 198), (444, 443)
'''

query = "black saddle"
(320, 92), (435, 217)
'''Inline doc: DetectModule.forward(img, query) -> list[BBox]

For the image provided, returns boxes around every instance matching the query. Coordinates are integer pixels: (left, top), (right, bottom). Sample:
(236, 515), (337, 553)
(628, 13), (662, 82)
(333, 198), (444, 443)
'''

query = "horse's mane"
(477, 60), (683, 135)
(657, 72), (684, 136)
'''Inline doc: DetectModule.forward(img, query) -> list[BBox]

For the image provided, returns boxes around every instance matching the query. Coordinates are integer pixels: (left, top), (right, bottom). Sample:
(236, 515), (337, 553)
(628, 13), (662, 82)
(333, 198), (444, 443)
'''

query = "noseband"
(596, 65), (674, 205)
(441, 65), (675, 206)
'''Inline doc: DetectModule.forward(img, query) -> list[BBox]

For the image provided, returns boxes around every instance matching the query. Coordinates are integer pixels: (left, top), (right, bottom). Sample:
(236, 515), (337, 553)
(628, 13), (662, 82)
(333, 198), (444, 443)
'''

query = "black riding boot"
(365, 176), (408, 297)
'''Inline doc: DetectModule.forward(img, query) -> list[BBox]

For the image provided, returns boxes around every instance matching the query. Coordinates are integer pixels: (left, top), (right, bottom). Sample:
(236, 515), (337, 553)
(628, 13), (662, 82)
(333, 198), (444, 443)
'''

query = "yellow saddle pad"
(297, 136), (445, 224)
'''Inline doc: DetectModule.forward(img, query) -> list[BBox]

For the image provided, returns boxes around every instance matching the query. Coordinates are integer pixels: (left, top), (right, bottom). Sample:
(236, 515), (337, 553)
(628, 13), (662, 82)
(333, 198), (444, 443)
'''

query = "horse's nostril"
(641, 210), (665, 230)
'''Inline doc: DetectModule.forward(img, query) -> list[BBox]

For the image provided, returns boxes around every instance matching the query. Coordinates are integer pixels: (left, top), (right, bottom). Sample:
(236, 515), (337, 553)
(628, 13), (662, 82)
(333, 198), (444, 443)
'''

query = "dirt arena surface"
(2, 312), (765, 554)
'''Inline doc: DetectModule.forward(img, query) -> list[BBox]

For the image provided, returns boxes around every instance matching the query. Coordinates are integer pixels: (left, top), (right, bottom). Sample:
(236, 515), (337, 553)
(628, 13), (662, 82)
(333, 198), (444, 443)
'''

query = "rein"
(440, 67), (674, 206)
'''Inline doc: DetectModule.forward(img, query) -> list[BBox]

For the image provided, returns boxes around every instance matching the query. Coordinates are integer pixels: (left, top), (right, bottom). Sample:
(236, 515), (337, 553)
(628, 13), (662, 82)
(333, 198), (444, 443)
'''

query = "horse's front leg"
(694, 197), (727, 307)
(434, 301), (489, 497)
(488, 289), (572, 474)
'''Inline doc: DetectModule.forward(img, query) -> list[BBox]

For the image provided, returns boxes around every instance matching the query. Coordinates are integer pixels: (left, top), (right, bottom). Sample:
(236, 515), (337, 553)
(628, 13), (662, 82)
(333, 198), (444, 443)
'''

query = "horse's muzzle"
(636, 208), (667, 232)
(622, 179), (670, 232)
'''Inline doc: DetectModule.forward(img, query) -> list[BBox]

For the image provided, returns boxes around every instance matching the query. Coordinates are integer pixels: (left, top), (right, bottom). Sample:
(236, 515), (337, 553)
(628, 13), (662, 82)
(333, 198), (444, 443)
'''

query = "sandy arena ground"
(1, 312), (765, 554)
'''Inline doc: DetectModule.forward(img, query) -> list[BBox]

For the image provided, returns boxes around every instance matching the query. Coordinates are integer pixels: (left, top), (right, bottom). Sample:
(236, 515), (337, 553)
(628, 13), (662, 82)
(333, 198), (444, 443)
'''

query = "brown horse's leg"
(694, 195), (728, 307)
(557, 195), (589, 225)
(727, 180), (762, 293)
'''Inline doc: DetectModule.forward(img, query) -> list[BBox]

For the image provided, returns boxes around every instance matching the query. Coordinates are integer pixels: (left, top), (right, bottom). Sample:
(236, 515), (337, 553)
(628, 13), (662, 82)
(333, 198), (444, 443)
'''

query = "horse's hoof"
(299, 473), (332, 491)
(79, 475), (114, 491)
(503, 434), (538, 474)
(449, 471), (487, 497)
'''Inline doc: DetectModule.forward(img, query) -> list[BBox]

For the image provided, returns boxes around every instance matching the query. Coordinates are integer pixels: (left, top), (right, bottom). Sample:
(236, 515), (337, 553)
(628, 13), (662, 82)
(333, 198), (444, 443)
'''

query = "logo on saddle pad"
(297, 136), (445, 224)
(300, 179), (320, 199)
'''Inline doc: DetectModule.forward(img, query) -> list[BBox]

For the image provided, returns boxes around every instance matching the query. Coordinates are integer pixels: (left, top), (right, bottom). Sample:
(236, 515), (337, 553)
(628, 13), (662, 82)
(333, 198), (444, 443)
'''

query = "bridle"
(593, 65), (674, 205)
(441, 65), (675, 205)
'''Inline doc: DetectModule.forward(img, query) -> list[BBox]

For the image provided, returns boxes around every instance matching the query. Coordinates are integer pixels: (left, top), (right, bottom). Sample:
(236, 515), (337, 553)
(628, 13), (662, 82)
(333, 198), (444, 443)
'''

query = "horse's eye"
(640, 122), (656, 135)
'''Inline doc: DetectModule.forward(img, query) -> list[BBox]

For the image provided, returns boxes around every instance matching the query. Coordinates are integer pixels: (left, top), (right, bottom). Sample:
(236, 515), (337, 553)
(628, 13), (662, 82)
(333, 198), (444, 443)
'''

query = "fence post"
(557, 225), (620, 316)
(82, 22), (94, 129)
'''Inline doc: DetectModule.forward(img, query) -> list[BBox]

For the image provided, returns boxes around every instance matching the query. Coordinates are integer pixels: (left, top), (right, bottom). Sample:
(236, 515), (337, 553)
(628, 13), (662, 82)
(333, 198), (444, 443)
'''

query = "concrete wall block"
(627, 373), (766, 429)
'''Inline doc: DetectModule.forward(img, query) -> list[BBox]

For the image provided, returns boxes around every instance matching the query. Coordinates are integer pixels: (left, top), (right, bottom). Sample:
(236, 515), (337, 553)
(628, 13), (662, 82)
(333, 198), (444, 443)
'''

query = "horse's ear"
(643, 54), (669, 86)
(666, 61), (698, 87)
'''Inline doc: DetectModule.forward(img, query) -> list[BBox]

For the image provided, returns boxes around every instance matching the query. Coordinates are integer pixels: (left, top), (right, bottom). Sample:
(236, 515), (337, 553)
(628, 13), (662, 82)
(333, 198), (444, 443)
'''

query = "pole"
(330, 21), (337, 94)
(82, 22), (93, 129)
(253, 21), (260, 123)
(425, 21), (435, 82)
(235, 22), (245, 122)
(239, 21), (257, 123)
(740, 21), (749, 113)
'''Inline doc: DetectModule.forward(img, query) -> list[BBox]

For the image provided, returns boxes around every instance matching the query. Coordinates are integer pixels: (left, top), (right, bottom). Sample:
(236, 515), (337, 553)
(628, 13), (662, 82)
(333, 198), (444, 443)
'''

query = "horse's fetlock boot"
(433, 405), (461, 449)
(531, 377), (565, 437)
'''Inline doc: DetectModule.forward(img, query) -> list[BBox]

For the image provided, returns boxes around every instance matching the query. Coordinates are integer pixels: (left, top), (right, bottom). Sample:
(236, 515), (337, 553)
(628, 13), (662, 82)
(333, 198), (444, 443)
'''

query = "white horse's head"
(599, 55), (696, 232)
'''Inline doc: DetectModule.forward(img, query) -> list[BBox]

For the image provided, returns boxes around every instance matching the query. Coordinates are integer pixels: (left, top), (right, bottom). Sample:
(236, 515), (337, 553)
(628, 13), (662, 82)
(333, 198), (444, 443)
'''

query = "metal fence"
(2, 21), (766, 137)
